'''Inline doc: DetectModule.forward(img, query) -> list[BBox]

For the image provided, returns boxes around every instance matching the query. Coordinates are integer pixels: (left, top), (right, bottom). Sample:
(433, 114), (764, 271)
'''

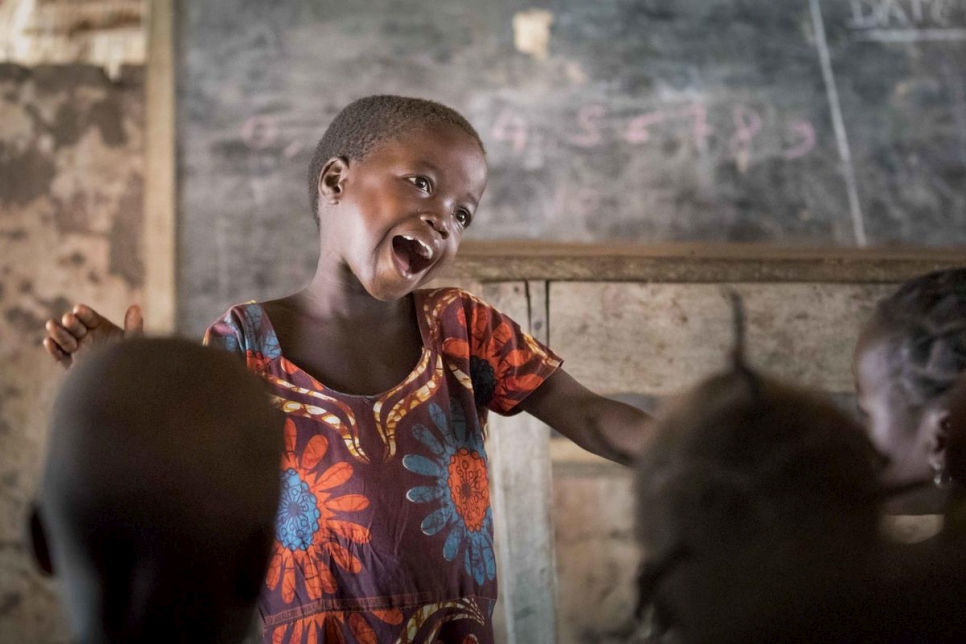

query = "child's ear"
(318, 157), (350, 204)
(28, 504), (54, 576)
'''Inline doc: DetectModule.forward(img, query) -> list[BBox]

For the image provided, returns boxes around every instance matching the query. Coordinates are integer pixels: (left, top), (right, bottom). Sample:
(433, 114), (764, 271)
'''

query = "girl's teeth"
(402, 235), (433, 259)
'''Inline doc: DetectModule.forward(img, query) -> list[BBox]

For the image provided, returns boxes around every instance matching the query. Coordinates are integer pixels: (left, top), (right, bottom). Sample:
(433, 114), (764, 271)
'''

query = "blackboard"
(177, 0), (966, 334)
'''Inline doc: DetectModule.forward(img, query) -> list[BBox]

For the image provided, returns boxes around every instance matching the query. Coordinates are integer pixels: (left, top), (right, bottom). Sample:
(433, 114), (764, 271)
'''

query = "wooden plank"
(552, 469), (639, 644)
(527, 280), (549, 346)
(143, 0), (175, 334)
(0, 0), (145, 78)
(550, 281), (897, 396)
(483, 282), (557, 644)
(443, 240), (965, 283)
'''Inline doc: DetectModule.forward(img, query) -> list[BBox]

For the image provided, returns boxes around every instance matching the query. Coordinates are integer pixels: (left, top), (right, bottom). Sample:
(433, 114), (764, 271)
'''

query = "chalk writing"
(686, 102), (715, 149)
(847, 0), (966, 40)
(240, 115), (278, 150)
(848, 0), (962, 29)
(491, 108), (529, 154)
(784, 120), (817, 159)
(730, 104), (763, 173)
(237, 115), (315, 164)
(625, 111), (668, 144)
(568, 104), (606, 148)
(491, 103), (818, 166)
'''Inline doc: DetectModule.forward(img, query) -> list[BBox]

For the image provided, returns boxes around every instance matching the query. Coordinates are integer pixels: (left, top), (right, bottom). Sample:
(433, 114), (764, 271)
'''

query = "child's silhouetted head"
(854, 268), (966, 490)
(635, 296), (883, 643)
(29, 338), (284, 644)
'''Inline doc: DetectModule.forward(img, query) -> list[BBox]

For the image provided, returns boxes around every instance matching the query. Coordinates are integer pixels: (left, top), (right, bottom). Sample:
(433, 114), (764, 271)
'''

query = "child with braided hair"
(633, 290), (966, 643)
(848, 269), (966, 641)
(853, 268), (966, 510)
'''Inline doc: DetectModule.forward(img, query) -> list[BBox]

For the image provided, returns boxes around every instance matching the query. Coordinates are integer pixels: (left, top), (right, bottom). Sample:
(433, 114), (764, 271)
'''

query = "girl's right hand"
(43, 304), (143, 369)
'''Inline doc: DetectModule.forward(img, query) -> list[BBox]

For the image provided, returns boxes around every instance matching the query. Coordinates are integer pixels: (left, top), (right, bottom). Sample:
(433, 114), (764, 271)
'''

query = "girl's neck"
(289, 262), (412, 322)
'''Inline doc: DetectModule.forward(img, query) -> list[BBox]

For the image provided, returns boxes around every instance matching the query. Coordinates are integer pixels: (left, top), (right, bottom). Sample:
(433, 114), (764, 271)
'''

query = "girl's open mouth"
(391, 235), (434, 276)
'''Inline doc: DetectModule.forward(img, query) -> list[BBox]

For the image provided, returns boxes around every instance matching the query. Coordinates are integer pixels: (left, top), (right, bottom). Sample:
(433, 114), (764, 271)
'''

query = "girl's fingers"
(61, 312), (88, 340)
(43, 338), (72, 368)
(72, 304), (104, 330)
(45, 320), (78, 353)
(123, 304), (143, 337)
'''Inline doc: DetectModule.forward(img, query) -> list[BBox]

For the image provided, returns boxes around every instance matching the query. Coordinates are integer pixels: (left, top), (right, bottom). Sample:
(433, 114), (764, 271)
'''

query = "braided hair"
(872, 268), (966, 411)
(307, 95), (485, 223)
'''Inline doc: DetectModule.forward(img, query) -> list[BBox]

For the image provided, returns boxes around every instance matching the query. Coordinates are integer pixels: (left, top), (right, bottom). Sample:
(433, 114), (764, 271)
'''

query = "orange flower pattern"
(404, 401), (496, 586)
(267, 418), (371, 606)
(450, 449), (489, 532)
(203, 290), (561, 643)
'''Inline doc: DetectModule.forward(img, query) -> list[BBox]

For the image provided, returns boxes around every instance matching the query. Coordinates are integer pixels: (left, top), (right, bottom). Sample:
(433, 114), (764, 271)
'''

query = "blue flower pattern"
(403, 400), (497, 585)
(276, 468), (321, 551)
(244, 304), (282, 359)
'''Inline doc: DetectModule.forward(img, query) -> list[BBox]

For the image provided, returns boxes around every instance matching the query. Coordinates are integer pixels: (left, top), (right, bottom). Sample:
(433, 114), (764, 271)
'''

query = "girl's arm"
(518, 369), (653, 466)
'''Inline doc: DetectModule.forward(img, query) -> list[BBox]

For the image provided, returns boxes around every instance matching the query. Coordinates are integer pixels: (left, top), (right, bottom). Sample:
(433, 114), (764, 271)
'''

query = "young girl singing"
(43, 95), (651, 643)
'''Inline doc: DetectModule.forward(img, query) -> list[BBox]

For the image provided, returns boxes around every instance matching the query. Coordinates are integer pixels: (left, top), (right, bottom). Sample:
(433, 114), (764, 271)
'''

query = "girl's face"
(320, 122), (487, 301)
(853, 322), (935, 485)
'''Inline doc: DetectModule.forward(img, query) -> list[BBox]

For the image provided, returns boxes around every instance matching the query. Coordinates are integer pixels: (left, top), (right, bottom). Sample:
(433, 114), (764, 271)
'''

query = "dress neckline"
(253, 291), (433, 399)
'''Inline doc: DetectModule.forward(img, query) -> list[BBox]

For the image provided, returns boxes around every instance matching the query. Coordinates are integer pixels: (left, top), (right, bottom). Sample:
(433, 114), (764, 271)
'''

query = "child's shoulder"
(417, 285), (538, 351)
(417, 286), (489, 310)
(416, 287), (500, 333)
(203, 301), (277, 356)
(207, 300), (266, 331)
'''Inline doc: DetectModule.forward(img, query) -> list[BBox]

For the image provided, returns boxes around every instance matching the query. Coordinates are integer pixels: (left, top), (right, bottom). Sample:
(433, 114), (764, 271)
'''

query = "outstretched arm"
(518, 369), (653, 466)
(43, 304), (143, 369)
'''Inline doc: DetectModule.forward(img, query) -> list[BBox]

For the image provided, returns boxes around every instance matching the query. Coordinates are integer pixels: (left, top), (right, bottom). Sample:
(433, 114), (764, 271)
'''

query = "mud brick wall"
(0, 63), (145, 643)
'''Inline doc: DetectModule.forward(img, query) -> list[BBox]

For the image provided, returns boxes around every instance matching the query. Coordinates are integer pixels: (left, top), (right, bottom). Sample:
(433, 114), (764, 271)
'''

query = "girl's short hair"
(307, 95), (485, 222)
(873, 268), (966, 410)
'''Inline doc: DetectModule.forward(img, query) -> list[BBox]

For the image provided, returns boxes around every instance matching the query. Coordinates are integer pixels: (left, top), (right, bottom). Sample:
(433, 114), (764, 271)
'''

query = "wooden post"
(483, 281), (557, 644)
(144, 0), (176, 333)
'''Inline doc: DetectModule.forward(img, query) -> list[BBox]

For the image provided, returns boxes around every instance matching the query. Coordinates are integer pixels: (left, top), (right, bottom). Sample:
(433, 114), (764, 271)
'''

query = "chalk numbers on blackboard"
(240, 115), (304, 160)
(237, 105), (817, 175)
(489, 104), (817, 171)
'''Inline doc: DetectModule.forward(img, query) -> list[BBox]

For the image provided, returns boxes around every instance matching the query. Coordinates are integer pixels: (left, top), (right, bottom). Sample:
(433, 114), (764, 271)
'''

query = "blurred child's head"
(308, 95), (488, 301)
(29, 338), (283, 644)
(854, 269), (966, 488)
(636, 301), (883, 642)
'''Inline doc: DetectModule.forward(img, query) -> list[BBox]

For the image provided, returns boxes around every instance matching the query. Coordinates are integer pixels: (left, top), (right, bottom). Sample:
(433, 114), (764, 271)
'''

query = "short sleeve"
(202, 307), (246, 358)
(433, 289), (563, 416)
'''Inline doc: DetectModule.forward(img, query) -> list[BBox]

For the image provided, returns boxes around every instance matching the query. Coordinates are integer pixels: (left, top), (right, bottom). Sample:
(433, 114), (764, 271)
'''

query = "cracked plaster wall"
(0, 62), (144, 643)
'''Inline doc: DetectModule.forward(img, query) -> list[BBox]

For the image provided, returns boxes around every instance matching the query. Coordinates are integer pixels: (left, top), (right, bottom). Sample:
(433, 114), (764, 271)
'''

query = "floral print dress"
(203, 287), (562, 644)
